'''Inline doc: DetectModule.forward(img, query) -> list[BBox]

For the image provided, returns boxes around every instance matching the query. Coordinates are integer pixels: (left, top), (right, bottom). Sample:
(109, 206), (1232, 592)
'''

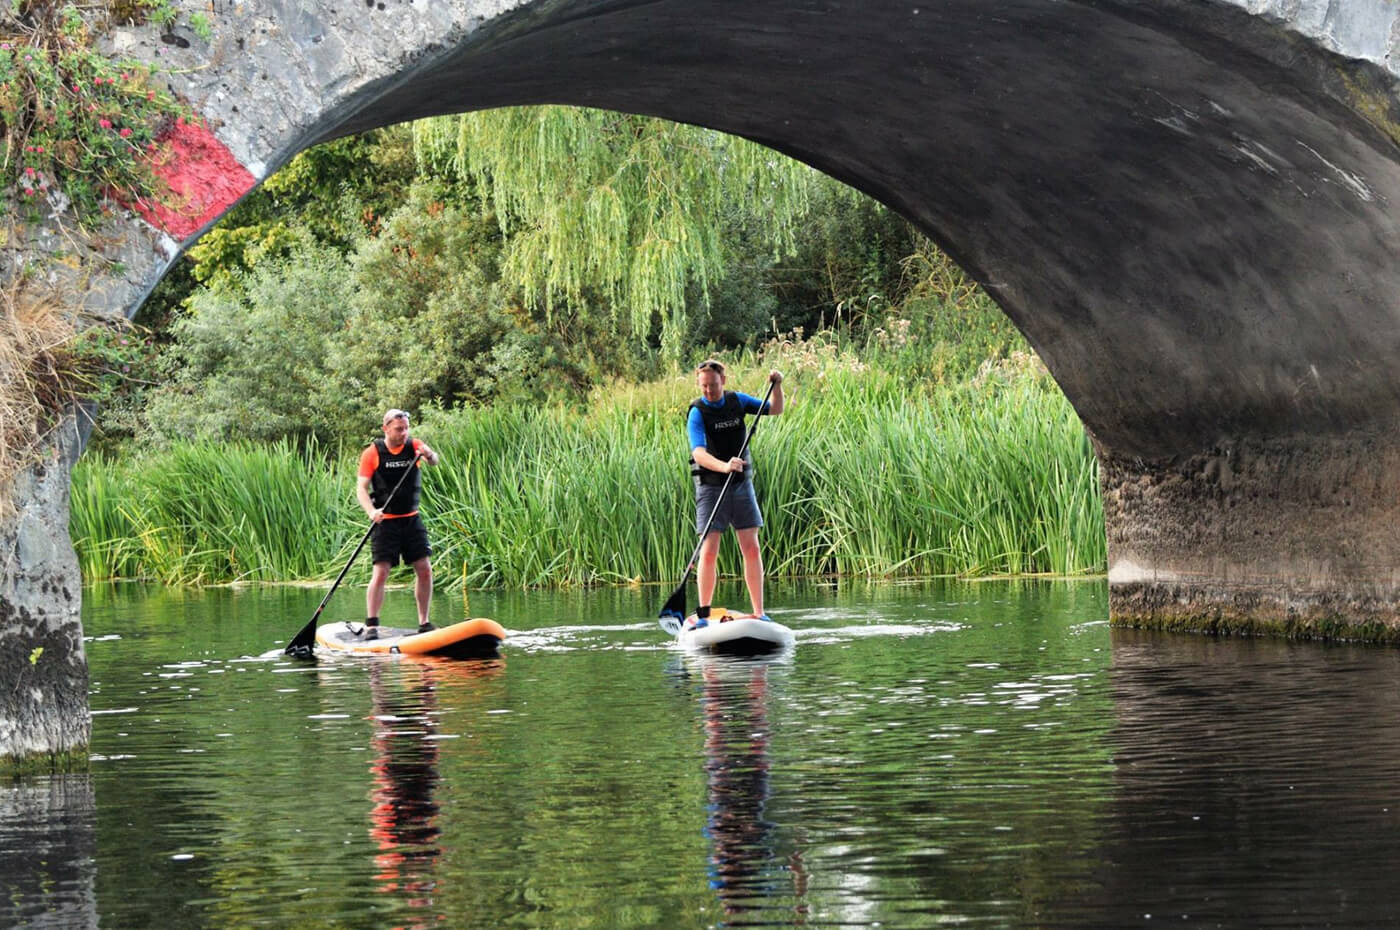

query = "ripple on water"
(26, 580), (1400, 928)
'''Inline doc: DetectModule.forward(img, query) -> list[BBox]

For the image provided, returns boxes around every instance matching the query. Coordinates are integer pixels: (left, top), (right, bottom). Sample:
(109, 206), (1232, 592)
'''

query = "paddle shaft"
(285, 451), (423, 655)
(675, 379), (777, 587)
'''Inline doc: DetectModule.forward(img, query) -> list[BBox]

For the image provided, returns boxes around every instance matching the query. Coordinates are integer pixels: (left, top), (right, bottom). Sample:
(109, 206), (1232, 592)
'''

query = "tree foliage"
(180, 128), (420, 292)
(413, 107), (822, 356)
(146, 243), (358, 442)
(111, 107), (1026, 452)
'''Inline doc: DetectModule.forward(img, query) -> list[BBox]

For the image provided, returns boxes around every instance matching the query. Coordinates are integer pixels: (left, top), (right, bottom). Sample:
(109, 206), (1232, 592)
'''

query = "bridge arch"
(6, 0), (1400, 762)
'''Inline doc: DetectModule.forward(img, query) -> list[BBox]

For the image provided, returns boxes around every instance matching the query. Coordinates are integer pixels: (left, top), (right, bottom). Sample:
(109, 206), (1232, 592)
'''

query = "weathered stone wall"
(1223, 0), (1400, 75)
(1101, 433), (1400, 642)
(0, 199), (173, 769)
(0, 415), (90, 766)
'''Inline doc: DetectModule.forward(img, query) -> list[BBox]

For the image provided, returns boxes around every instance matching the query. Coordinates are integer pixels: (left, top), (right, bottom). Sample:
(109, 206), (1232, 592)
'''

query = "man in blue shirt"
(687, 360), (785, 626)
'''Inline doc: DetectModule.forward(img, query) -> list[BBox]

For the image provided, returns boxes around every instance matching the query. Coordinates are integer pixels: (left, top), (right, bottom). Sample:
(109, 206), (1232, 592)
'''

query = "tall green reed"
(71, 439), (355, 585)
(71, 363), (1104, 587)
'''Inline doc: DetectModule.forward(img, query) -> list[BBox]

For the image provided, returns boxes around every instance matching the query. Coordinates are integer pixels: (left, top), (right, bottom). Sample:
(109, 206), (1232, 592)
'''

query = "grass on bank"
(0, 278), (90, 520)
(70, 355), (1106, 587)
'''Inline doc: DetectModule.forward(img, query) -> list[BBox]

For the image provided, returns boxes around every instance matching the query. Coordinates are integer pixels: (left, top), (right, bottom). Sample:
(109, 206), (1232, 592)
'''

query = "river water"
(6, 577), (1400, 929)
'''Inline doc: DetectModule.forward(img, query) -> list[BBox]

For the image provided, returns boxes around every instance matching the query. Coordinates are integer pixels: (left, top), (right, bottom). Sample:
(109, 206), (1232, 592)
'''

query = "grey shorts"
(695, 478), (764, 535)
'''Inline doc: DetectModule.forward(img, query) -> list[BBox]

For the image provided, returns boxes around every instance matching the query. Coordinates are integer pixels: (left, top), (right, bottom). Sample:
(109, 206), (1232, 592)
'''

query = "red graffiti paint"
(131, 119), (255, 241)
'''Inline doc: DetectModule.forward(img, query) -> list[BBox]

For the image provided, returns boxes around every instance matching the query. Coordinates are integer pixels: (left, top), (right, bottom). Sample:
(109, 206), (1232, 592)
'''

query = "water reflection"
(364, 658), (504, 928)
(70, 578), (1400, 927)
(1038, 630), (1400, 928)
(0, 774), (98, 929)
(690, 655), (808, 925)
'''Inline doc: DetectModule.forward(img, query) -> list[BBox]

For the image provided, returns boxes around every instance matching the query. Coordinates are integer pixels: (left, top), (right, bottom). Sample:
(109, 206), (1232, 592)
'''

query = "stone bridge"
(5, 0), (1400, 764)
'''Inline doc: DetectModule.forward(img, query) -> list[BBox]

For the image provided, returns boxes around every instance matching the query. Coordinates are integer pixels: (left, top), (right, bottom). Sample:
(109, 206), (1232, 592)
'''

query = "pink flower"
(147, 90), (155, 101)
(25, 166), (35, 176)
(35, 145), (43, 153)
(119, 127), (132, 138)
(121, 73), (130, 80)
(99, 118), (112, 129)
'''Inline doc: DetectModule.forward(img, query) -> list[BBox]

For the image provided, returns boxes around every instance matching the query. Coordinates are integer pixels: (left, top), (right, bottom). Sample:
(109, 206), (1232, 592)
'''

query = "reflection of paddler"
(700, 660), (789, 916)
(367, 661), (442, 916)
(364, 656), (505, 923)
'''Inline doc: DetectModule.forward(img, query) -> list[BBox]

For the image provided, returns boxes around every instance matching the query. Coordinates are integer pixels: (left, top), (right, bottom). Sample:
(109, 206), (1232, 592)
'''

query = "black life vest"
(370, 438), (421, 515)
(690, 392), (750, 486)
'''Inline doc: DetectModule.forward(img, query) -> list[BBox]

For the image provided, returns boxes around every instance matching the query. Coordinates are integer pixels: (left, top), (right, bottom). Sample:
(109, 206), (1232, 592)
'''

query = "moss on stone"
(1339, 71), (1400, 150)
(1, 747), (90, 777)
(1111, 607), (1400, 646)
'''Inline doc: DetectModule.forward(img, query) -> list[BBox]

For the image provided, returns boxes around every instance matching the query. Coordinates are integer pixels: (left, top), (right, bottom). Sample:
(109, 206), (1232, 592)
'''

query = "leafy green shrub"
(144, 242), (359, 443)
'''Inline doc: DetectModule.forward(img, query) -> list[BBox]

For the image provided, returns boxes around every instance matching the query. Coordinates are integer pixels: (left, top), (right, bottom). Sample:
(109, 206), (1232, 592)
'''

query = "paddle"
(658, 378), (777, 636)
(285, 452), (423, 657)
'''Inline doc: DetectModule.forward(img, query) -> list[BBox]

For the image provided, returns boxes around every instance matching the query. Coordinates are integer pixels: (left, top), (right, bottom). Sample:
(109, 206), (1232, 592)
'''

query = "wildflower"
(99, 118), (112, 129)
(35, 145), (43, 153)
(119, 127), (132, 138)
(147, 90), (155, 101)
(25, 166), (35, 176)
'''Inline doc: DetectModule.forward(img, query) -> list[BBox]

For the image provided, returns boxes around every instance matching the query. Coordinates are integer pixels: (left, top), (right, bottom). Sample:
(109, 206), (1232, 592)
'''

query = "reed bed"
(71, 365), (1105, 586)
(70, 440), (354, 585)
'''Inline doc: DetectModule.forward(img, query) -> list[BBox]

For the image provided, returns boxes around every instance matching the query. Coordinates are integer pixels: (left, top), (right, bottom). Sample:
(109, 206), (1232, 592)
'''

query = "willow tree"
(413, 108), (824, 356)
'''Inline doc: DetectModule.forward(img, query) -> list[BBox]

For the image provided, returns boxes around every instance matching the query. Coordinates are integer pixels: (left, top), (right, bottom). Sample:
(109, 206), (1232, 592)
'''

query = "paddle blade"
(658, 581), (687, 624)
(658, 615), (684, 637)
(284, 618), (318, 657)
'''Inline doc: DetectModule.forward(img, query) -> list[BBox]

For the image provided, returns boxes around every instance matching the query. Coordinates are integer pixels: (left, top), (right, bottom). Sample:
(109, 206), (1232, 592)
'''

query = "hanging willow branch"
(413, 107), (821, 355)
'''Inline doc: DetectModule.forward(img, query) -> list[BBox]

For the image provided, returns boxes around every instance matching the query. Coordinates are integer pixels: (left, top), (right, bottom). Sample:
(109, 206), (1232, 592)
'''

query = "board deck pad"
(678, 607), (794, 656)
(315, 617), (505, 659)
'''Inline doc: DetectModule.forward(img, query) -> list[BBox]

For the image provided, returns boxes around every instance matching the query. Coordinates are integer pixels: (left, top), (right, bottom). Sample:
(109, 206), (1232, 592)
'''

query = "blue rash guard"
(687, 391), (768, 476)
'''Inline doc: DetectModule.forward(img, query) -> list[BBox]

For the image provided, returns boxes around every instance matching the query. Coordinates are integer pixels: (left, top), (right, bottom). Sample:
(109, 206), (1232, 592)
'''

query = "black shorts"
(370, 514), (431, 566)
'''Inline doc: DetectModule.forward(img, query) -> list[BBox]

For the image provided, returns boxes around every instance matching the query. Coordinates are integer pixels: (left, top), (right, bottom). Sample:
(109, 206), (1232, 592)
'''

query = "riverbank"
(71, 356), (1104, 587)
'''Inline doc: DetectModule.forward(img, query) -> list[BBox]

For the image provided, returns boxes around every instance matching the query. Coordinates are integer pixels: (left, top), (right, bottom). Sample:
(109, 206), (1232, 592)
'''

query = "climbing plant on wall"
(0, 1), (190, 224)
